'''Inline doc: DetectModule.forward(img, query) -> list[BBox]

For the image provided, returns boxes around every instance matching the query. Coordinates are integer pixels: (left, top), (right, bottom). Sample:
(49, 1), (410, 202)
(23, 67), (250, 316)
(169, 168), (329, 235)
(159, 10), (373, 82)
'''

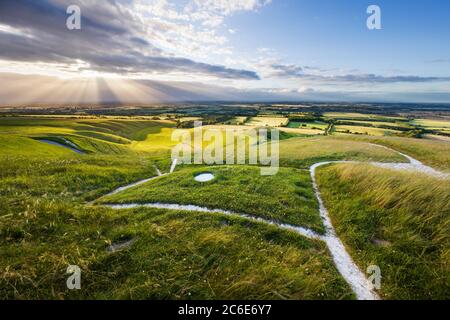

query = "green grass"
(279, 136), (405, 168)
(317, 164), (450, 299)
(1, 115), (448, 300)
(0, 117), (354, 299)
(340, 135), (450, 171)
(99, 165), (324, 233)
(287, 121), (327, 130)
(0, 117), (176, 155)
(0, 204), (353, 299)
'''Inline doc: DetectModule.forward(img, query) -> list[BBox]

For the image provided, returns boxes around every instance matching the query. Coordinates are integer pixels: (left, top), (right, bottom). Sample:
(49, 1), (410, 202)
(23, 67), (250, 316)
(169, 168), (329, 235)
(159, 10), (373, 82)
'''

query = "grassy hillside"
(0, 117), (354, 299)
(99, 165), (324, 233)
(279, 136), (405, 168)
(1, 115), (448, 300)
(0, 117), (176, 155)
(317, 164), (450, 299)
(340, 135), (450, 171)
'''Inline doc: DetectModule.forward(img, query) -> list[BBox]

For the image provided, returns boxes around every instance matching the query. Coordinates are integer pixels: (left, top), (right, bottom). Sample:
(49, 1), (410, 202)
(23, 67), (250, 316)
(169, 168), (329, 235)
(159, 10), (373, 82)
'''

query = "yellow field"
(411, 119), (450, 129)
(424, 134), (450, 142)
(340, 120), (411, 128)
(324, 112), (405, 121)
(245, 116), (289, 127)
(177, 117), (202, 123)
(335, 125), (399, 136)
(280, 127), (324, 135)
(223, 116), (248, 125)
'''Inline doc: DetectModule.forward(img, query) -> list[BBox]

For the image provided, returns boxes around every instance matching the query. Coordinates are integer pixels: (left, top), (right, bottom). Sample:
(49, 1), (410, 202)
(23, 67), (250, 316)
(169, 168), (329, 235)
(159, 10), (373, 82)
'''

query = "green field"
(0, 113), (449, 300)
(287, 121), (327, 130)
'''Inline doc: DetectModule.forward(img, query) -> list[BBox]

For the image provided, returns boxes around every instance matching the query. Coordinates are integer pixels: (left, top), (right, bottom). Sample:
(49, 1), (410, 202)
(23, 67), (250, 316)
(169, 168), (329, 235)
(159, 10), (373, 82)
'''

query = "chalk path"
(38, 139), (84, 154)
(95, 145), (448, 300)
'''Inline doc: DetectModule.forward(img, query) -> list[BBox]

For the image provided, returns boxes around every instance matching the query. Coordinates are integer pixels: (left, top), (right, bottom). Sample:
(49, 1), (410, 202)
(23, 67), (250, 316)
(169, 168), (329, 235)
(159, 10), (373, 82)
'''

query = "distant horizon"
(1, 1), (450, 104)
(2, 100), (450, 109)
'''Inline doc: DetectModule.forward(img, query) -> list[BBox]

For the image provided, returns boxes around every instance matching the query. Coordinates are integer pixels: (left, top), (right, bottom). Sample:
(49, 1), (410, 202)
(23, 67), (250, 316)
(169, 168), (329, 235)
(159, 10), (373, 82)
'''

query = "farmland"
(0, 105), (449, 300)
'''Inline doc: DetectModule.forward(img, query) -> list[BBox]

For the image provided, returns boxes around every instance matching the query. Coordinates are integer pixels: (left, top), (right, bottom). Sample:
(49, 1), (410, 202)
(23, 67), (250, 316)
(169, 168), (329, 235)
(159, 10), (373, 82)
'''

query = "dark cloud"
(0, 0), (259, 80)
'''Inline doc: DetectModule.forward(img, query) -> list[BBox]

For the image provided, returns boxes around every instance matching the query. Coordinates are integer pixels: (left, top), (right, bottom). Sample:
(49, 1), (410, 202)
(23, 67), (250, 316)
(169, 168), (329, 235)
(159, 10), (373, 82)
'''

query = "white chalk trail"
(170, 159), (178, 173)
(368, 144), (449, 179)
(154, 165), (163, 177)
(310, 162), (380, 300)
(94, 144), (448, 300)
(103, 174), (167, 197)
(107, 203), (322, 240)
(102, 164), (173, 198)
(38, 139), (84, 154)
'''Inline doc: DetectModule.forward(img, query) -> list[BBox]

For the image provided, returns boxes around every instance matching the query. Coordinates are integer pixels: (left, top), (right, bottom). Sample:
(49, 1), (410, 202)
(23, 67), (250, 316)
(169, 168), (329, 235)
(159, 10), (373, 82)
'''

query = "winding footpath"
(96, 144), (448, 300)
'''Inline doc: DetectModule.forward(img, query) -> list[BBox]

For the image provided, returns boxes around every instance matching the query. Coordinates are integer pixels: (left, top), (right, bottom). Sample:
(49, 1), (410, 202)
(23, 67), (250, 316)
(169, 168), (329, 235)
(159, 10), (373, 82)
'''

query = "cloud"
(426, 59), (450, 64)
(306, 73), (450, 83)
(184, 0), (271, 26)
(0, 0), (259, 80)
(262, 61), (450, 83)
(268, 64), (304, 77)
(2, 73), (450, 105)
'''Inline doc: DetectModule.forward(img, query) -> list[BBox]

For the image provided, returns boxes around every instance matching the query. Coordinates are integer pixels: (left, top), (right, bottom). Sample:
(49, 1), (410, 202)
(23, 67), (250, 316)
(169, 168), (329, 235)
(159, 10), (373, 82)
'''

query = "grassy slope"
(3, 116), (447, 300)
(99, 165), (324, 233)
(0, 118), (353, 299)
(339, 135), (450, 171)
(279, 136), (405, 168)
(1, 204), (353, 299)
(317, 164), (450, 299)
(0, 117), (176, 155)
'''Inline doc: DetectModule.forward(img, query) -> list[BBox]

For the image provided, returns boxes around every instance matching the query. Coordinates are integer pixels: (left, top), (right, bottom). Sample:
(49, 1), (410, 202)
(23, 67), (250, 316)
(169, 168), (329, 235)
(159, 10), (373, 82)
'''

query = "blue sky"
(0, 0), (449, 104)
(223, 0), (450, 76)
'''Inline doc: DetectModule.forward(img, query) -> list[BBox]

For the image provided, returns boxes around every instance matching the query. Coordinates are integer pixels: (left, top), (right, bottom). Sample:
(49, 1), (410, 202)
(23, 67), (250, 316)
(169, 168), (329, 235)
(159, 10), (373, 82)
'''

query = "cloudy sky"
(1, 0), (450, 104)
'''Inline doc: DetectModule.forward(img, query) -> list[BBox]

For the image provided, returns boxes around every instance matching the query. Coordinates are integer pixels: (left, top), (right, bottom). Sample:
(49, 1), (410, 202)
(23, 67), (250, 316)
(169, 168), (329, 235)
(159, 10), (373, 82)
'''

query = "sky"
(0, 0), (450, 105)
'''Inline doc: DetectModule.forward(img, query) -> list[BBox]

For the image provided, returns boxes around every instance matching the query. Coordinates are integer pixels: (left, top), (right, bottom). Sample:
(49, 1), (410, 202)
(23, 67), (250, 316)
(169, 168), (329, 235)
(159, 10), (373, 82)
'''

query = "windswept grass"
(0, 204), (353, 299)
(341, 135), (450, 171)
(279, 136), (405, 168)
(99, 165), (324, 233)
(317, 164), (450, 299)
(0, 118), (353, 299)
